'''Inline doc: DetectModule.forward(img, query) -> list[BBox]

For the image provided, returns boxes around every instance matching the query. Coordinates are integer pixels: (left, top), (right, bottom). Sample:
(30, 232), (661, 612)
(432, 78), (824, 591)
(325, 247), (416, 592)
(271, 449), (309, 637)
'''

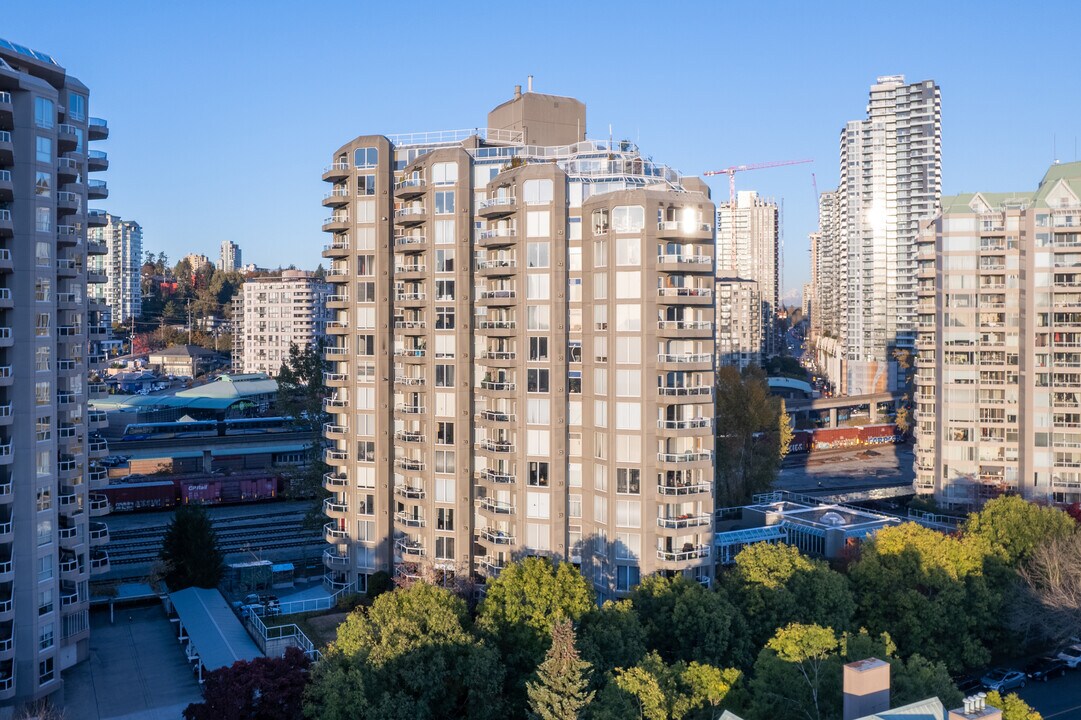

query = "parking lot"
(1016, 668), (1081, 718)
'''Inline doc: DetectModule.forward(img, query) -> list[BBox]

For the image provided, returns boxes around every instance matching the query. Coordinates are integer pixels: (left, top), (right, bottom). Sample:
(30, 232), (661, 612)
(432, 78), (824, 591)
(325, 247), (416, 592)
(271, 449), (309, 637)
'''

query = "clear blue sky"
(7, 1), (1080, 300)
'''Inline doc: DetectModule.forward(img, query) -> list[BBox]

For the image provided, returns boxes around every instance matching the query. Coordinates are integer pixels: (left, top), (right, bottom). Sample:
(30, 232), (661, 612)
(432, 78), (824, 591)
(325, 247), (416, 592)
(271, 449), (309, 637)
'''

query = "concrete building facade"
(716, 191), (778, 358)
(319, 86), (716, 600)
(218, 240), (241, 272)
(232, 271), (329, 376)
(813, 76), (941, 395)
(88, 212), (141, 326)
(915, 161), (1081, 509)
(715, 275), (762, 371)
(0, 37), (113, 705)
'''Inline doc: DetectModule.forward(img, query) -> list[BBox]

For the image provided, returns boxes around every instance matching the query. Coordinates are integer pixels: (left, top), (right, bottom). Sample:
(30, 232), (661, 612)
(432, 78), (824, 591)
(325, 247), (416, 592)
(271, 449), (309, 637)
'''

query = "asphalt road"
(775, 442), (915, 493)
(1015, 668), (1081, 718)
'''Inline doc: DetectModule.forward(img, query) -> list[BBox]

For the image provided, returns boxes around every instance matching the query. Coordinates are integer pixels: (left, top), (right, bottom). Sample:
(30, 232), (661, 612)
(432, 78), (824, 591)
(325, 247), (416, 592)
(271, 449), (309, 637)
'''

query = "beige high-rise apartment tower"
(320, 86), (716, 600)
(0, 37), (113, 705)
(716, 191), (778, 358)
(915, 161), (1081, 509)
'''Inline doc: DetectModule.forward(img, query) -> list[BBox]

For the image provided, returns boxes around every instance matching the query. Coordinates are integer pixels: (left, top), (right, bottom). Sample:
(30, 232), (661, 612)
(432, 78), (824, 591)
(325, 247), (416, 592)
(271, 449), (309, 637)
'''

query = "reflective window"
(68, 92), (86, 121)
(354, 147), (378, 168)
(34, 97), (54, 129)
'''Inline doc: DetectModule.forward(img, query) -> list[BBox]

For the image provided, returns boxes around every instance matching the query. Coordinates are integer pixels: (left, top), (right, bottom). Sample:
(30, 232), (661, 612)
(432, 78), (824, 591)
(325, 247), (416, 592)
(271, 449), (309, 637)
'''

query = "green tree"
(629, 575), (749, 668)
(984, 691), (1042, 720)
(723, 542), (855, 649)
(591, 652), (740, 720)
(964, 495), (1076, 565)
(715, 366), (783, 504)
(477, 557), (594, 703)
(276, 340), (329, 514)
(848, 523), (1006, 671)
(526, 620), (594, 720)
(748, 623), (839, 720)
(778, 400), (794, 459)
(304, 582), (504, 720)
(160, 505), (224, 590)
(577, 599), (648, 680)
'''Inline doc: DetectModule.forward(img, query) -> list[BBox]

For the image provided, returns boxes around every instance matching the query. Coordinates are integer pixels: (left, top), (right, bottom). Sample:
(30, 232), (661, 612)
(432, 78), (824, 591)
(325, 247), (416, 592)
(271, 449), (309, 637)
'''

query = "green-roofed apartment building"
(915, 160), (1081, 508)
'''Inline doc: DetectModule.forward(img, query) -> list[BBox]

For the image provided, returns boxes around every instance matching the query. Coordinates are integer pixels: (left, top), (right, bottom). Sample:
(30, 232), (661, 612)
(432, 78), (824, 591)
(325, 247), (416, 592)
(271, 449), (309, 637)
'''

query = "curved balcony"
(656, 450), (713, 467)
(56, 190), (80, 216)
(478, 227), (517, 248)
(322, 497), (349, 519)
(657, 320), (713, 338)
(0, 171), (8, 203)
(324, 448), (348, 466)
(87, 149), (109, 172)
(0, 442), (11, 466)
(477, 350), (517, 367)
(57, 124), (79, 150)
(657, 514), (712, 530)
(657, 385), (713, 400)
(59, 552), (81, 580)
(656, 220), (713, 240)
(658, 480), (712, 496)
(324, 267), (348, 282)
(394, 291), (426, 306)
(325, 320), (349, 335)
(476, 468), (516, 485)
(394, 374), (426, 387)
(323, 344), (348, 360)
(394, 457), (424, 472)
(476, 289), (517, 307)
(657, 253), (713, 273)
(322, 187), (350, 207)
(56, 223), (78, 244)
(323, 239), (350, 258)
(393, 177), (426, 198)
(88, 521), (109, 546)
(393, 206), (426, 226)
(56, 157), (78, 183)
(0, 366), (11, 386)
(393, 319), (426, 334)
(0, 211), (10, 240)
(477, 439), (514, 455)
(394, 430), (425, 444)
(657, 353), (713, 371)
(657, 287), (713, 305)
(323, 396), (348, 411)
(88, 178), (108, 199)
(657, 545), (711, 562)
(394, 403), (426, 415)
(56, 258), (79, 278)
(87, 438), (109, 458)
(479, 556), (505, 575)
(59, 524), (80, 548)
(394, 484), (425, 500)
(478, 380), (516, 396)
(0, 92), (9, 126)
(657, 418), (712, 436)
(88, 410), (108, 429)
(0, 405), (11, 428)
(323, 549), (349, 569)
(322, 371), (348, 388)
(476, 497), (516, 516)
(87, 239), (108, 255)
(88, 117), (109, 140)
(478, 527), (515, 545)
(323, 522), (348, 544)
(322, 215), (349, 232)
(477, 196), (516, 218)
(476, 257), (517, 277)
(475, 409), (516, 427)
(394, 512), (425, 528)
(323, 422), (348, 439)
(321, 161), (350, 182)
(89, 493), (111, 517)
(394, 538), (425, 558)
(322, 472), (349, 491)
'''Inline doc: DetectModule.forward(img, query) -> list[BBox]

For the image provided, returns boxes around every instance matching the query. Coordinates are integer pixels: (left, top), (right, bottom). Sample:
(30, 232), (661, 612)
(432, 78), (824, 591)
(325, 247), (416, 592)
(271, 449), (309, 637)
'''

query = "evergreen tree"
(160, 505), (224, 590)
(526, 620), (594, 720)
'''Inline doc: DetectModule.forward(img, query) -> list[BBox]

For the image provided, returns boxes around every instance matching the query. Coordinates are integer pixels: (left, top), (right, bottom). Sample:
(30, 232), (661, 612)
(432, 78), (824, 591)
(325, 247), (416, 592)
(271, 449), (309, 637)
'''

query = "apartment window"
(435, 306), (455, 329)
(354, 147), (378, 168)
(616, 237), (641, 265)
(435, 478), (455, 503)
(36, 136), (51, 163)
(37, 519), (52, 546)
(568, 342), (582, 363)
(569, 494), (582, 518)
(35, 98), (54, 129)
(434, 335), (455, 359)
(527, 306), (550, 331)
(434, 450), (455, 474)
(526, 274), (550, 300)
(523, 179), (554, 205)
(569, 277), (582, 302)
(38, 589), (53, 616)
(437, 508), (454, 531)
(436, 422), (454, 445)
(35, 381), (50, 407)
(527, 398), (550, 424)
(435, 191), (455, 215)
(39, 657), (54, 684)
(526, 211), (550, 237)
(357, 334), (375, 356)
(616, 533), (641, 561)
(37, 554), (53, 582)
(594, 495), (608, 523)
(616, 337), (641, 364)
(358, 494), (375, 515)
(528, 462), (550, 487)
(435, 536), (455, 560)
(594, 336), (608, 363)
(615, 305), (641, 332)
(616, 435), (641, 463)
(356, 255), (375, 276)
(36, 313), (50, 338)
(569, 247), (582, 272)
(354, 174), (376, 196)
(616, 565), (640, 592)
(356, 200), (375, 223)
(594, 400), (607, 428)
(35, 278), (51, 302)
(527, 369), (550, 393)
(356, 281), (376, 302)
(529, 337), (549, 361)
(616, 370), (641, 397)
(432, 162), (458, 185)
(36, 489), (51, 512)
(617, 468), (641, 494)
(527, 242), (550, 268)
(616, 271), (641, 299)
(569, 463), (582, 487)
(594, 240), (608, 267)
(434, 219), (455, 245)
(435, 364), (454, 387)
(526, 492), (550, 519)
(356, 227), (376, 250)
(35, 171), (52, 198)
(569, 371), (582, 394)
(35, 417), (51, 442)
(435, 250), (454, 273)
(36, 241), (51, 266)
(357, 441), (375, 462)
(68, 92), (86, 121)
(435, 280), (455, 300)
(357, 520), (375, 542)
(36, 207), (51, 233)
(35, 346), (50, 372)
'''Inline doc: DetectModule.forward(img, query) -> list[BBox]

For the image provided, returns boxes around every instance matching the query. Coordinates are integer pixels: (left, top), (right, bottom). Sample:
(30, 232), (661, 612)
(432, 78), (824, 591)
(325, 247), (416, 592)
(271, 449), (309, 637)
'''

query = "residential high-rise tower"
(88, 212), (141, 326)
(232, 270), (330, 375)
(0, 37), (112, 705)
(218, 240), (241, 272)
(320, 86), (716, 600)
(716, 191), (778, 358)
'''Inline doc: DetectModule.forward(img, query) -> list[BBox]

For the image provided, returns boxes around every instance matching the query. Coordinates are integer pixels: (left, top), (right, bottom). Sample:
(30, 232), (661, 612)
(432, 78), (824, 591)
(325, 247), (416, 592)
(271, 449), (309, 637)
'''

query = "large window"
(35, 172), (51, 198)
(612, 206), (645, 232)
(527, 211), (550, 237)
(68, 92), (86, 122)
(435, 191), (455, 215)
(36, 136), (51, 164)
(432, 162), (458, 185)
(523, 179), (554, 205)
(34, 98), (54, 129)
(354, 147), (378, 168)
(356, 175), (376, 196)
(527, 242), (550, 268)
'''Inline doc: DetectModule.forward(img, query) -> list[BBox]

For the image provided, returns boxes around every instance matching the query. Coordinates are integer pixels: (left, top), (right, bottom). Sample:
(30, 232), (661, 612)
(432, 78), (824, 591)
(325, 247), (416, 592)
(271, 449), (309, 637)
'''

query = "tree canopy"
(159, 505), (224, 590)
(526, 620), (594, 720)
(964, 495), (1076, 565)
(715, 366), (784, 504)
(590, 651), (740, 720)
(184, 647), (310, 720)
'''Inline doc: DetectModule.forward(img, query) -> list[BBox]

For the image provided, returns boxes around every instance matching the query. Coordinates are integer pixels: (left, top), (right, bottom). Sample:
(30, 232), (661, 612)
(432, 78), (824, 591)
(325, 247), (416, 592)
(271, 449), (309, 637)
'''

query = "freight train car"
(788, 424), (905, 455)
(102, 473), (281, 512)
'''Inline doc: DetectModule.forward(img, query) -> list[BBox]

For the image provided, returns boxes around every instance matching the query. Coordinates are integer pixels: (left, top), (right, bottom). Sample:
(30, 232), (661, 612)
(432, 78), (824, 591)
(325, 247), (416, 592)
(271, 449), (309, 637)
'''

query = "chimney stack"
(527, 74), (534, 92)
(842, 658), (890, 720)
(513, 84), (522, 99)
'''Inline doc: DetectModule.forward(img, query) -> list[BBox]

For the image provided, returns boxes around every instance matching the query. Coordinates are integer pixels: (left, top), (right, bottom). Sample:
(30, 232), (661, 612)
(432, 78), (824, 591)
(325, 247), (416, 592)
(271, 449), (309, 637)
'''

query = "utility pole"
(187, 299), (192, 345)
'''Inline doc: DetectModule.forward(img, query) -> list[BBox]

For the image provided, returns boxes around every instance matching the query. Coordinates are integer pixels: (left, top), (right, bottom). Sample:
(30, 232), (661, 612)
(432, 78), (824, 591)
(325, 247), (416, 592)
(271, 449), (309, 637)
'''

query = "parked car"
(980, 668), (1027, 692)
(953, 675), (983, 695)
(1057, 644), (1081, 669)
(1025, 656), (1067, 682)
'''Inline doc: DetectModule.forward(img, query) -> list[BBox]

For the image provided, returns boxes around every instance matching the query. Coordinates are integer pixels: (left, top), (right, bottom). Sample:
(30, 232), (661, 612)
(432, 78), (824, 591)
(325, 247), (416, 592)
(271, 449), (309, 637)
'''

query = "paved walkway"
(62, 605), (202, 720)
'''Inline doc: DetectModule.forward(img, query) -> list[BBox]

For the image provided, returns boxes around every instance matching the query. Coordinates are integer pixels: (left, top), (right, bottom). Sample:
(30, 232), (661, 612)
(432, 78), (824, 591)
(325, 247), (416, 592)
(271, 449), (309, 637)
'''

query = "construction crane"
(704, 158), (813, 271)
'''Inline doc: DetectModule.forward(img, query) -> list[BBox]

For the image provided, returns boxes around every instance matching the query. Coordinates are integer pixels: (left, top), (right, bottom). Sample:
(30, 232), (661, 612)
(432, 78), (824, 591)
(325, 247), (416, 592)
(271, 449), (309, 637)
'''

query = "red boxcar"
(180, 479), (222, 505)
(789, 424), (904, 455)
(103, 480), (176, 513)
